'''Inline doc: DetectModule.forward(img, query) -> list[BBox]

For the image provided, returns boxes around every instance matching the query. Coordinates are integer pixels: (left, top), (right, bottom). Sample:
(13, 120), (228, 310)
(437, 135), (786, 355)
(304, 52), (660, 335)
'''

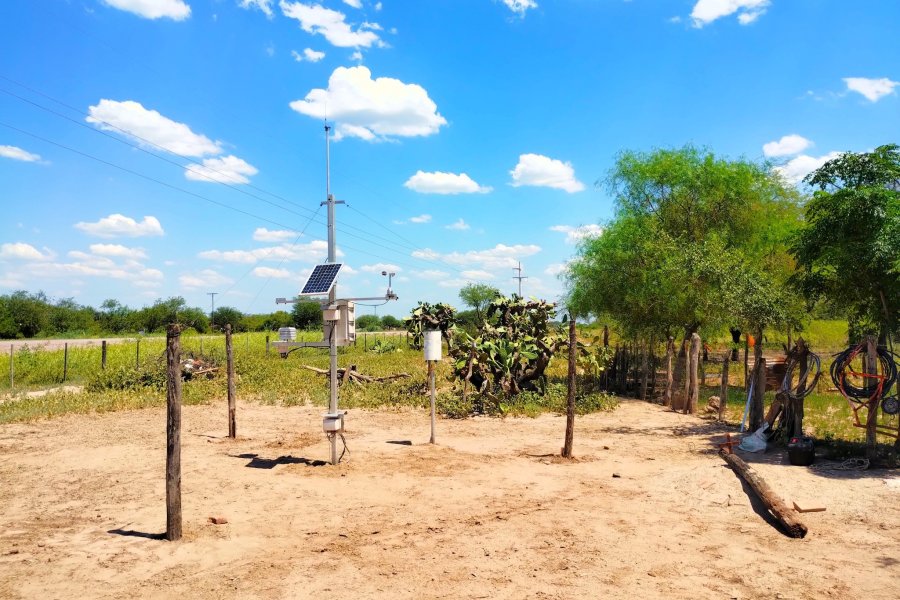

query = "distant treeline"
(0, 291), (339, 339)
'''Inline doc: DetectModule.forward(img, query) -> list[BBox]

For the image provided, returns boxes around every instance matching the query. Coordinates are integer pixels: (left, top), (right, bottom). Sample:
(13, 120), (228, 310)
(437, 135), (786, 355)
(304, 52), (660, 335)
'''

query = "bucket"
(787, 436), (815, 466)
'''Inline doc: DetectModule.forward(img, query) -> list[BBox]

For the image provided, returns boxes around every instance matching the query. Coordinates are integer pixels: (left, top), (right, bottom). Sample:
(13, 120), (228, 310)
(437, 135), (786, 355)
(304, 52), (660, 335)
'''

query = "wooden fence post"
(681, 338), (690, 412)
(744, 335), (750, 391)
(663, 337), (674, 407)
(265, 335), (270, 357)
(165, 324), (183, 542)
(865, 336), (879, 459)
(718, 352), (730, 421)
(63, 343), (68, 382)
(750, 357), (766, 431)
(226, 324), (236, 439)
(562, 315), (577, 458)
(640, 339), (650, 401)
(686, 333), (700, 414)
(101, 340), (107, 370)
(136, 338), (141, 369)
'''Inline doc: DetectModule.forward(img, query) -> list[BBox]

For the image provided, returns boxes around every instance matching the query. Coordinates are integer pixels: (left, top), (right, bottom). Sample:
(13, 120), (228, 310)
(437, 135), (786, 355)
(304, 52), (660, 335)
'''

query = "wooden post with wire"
(101, 340), (107, 370)
(865, 335), (879, 459)
(562, 314), (577, 458)
(165, 324), (183, 542)
(226, 324), (236, 439)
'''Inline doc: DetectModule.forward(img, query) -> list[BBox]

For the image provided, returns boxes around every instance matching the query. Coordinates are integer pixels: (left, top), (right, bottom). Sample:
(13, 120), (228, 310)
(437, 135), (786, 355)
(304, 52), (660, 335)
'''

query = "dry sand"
(1, 399), (898, 599)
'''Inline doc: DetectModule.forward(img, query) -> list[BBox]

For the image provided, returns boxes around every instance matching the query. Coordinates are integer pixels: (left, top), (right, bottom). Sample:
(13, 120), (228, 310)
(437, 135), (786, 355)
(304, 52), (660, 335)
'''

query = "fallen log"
(719, 450), (808, 538)
(302, 364), (410, 385)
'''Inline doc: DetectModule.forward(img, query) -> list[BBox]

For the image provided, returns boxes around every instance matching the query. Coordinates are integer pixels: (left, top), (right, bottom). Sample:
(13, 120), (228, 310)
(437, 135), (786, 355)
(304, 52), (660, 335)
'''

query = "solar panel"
(300, 263), (343, 295)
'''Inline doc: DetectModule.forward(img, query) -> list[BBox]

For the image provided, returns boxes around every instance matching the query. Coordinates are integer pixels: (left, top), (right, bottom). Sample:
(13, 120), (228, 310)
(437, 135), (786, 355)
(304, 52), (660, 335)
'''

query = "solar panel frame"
(299, 263), (343, 296)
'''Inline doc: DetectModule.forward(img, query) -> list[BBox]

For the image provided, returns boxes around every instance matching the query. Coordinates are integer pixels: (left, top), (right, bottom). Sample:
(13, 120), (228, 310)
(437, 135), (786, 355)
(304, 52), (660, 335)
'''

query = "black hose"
(830, 343), (898, 402)
(780, 351), (822, 401)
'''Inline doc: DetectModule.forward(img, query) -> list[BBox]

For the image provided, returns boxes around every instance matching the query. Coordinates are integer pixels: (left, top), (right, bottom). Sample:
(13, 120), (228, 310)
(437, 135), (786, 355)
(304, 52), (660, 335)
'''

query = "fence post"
(165, 324), (183, 541)
(718, 352), (730, 421)
(750, 357), (767, 431)
(865, 336), (879, 459)
(364, 333), (367, 351)
(101, 340), (107, 370)
(136, 338), (141, 369)
(265, 335), (270, 357)
(562, 314), (577, 458)
(63, 343), (68, 382)
(226, 324), (236, 439)
(9, 345), (14, 389)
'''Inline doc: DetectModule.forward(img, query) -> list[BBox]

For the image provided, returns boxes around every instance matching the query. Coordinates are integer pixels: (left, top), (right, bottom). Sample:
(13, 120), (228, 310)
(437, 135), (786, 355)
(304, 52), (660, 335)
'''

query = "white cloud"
(375, 2), (382, 10)
(409, 214), (431, 224)
(88, 243), (147, 259)
(0, 145), (41, 162)
(198, 240), (331, 264)
(239, 0), (273, 18)
(292, 47), (326, 62)
(342, 0), (362, 7)
(502, 1), (537, 16)
(404, 171), (492, 194)
(774, 152), (843, 185)
(0, 243), (53, 261)
(460, 269), (494, 281)
(75, 214), (165, 238)
(360, 263), (402, 273)
(22, 251), (163, 282)
(763, 134), (812, 158)
(252, 266), (292, 278)
(411, 269), (449, 280)
(544, 263), (569, 277)
(289, 66), (447, 141)
(102, 0), (191, 20)
(445, 218), (470, 231)
(510, 153), (584, 193)
(350, 50), (364, 61)
(179, 269), (233, 289)
(414, 243), (541, 270)
(690, 0), (769, 27)
(253, 227), (298, 242)
(184, 155), (259, 184)
(280, 1), (382, 48)
(549, 224), (603, 244)
(843, 77), (899, 102)
(86, 99), (221, 157)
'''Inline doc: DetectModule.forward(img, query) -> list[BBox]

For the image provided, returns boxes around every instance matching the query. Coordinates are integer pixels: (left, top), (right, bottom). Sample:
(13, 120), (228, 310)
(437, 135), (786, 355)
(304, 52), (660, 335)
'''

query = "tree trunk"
(781, 338), (808, 439)
(685, 333), (700, 414)
(663, 336), (674, 407)
(750, 357), (766, 432)
(165, 324), (183, 542)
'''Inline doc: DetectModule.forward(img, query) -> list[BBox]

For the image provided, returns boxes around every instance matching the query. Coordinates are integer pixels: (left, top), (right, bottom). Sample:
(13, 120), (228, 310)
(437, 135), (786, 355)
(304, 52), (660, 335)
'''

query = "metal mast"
(322, 123), (343, 465)
(513, 261), (528, 297)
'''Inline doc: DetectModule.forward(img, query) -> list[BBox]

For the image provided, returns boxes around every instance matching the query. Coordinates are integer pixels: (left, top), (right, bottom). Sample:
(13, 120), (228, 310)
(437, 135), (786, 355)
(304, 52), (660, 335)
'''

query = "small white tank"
(278, 327), (297, 342)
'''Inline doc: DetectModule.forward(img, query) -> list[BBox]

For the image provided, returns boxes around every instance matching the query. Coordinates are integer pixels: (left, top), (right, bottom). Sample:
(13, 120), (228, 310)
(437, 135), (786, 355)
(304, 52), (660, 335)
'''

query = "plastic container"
(787, 436), (815, 466)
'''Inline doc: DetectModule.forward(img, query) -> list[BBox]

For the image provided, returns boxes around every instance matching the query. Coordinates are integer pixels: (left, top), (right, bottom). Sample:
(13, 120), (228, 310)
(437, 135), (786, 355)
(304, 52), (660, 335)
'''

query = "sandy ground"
(1, 399), (898, 600)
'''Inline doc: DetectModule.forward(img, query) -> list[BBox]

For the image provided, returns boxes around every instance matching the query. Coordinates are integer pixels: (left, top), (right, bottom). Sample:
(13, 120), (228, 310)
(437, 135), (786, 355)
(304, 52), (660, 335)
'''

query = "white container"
(424, 330), (442, 361)
(278, 327), (297, 341)
(322, 413), (344, 432)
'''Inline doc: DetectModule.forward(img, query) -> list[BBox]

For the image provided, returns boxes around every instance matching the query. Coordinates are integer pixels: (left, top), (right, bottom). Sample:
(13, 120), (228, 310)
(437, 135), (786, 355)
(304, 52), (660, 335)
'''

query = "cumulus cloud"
(413, 243), (541, 270)
(763, 134), (812, 158)
(843, 77), (899, 102)
(342, 0), (362, 7)
(544, 263), (569, 277)
(404, 171), (491, 194)
(75, 214), (165, 238)
(360, 263), (402, 274)
(198, 240), (331, 264)
(292, 47), (326, 62)
(280, 1), (382, 48)
(239, 0), (273, 18)
(502, 1), (537, 16)
(88, 243), (147, 259)
(774, 152), (843, 185)
(252, 266), (292, 278)
(179, 269), (233, 289)
(185, 155), (259, 184)
(690, 0), (769, 27)
(510, 153), (584, 193)
(445, 218), (470, 231)
(253, 228), (298, 242)
(86, 99), (221, 157)
(408, 214), (432, 224)
(460, 269), (494, 281)
(102, 0), (191, 20)
(549, 224), (603, 244)
(22, 249), (163, 282)
(289, 66), (447, 141)
(0, 145), (41, 162)
(0, 242), (53, 261)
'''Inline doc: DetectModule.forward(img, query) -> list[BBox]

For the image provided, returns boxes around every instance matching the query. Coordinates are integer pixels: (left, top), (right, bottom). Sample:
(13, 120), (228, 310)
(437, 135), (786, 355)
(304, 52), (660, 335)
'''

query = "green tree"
(211, 306), (244, 331)
(792, 144), (900, 340)
(134, 297), (209, 333)
(2, 291), (51, 338)
(292, 301), (323, 330)
(459, 283), (501, 326)
(98, 299), (133, 333)
(381, 314), (402, 329)
(356, 314), (381, 331)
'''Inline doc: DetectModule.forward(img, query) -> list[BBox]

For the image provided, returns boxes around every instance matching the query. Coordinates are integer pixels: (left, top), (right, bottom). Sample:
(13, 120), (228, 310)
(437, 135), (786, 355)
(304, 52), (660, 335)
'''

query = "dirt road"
(0, 399), (897, 599)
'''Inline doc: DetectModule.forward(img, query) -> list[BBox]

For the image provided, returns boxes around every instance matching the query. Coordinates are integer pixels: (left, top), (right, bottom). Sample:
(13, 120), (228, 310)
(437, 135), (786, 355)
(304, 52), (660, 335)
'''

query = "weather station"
(273, 123), (398, 465)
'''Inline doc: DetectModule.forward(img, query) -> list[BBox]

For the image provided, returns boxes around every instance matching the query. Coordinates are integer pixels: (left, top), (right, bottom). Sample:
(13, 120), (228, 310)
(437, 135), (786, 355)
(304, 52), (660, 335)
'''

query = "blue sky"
(1, 0), (898, 318)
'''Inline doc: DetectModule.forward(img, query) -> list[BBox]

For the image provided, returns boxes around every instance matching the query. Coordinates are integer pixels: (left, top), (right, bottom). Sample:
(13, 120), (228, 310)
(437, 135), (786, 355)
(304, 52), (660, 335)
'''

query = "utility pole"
(322, 122), (345, 466)
(513, 261), (528, 297)
(207, 292), (218, 322)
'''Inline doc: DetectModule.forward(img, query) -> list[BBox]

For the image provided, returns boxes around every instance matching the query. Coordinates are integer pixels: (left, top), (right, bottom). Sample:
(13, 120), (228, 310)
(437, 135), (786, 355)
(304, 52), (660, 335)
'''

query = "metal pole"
(429, 361), (436, 444)
(326, 122), (339, 466)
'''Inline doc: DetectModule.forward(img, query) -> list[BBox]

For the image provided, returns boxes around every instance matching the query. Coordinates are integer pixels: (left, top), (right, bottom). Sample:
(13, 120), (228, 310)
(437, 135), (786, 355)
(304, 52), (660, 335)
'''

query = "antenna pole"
(324, 123), (341, 466)
(513, 262), (528, 297)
